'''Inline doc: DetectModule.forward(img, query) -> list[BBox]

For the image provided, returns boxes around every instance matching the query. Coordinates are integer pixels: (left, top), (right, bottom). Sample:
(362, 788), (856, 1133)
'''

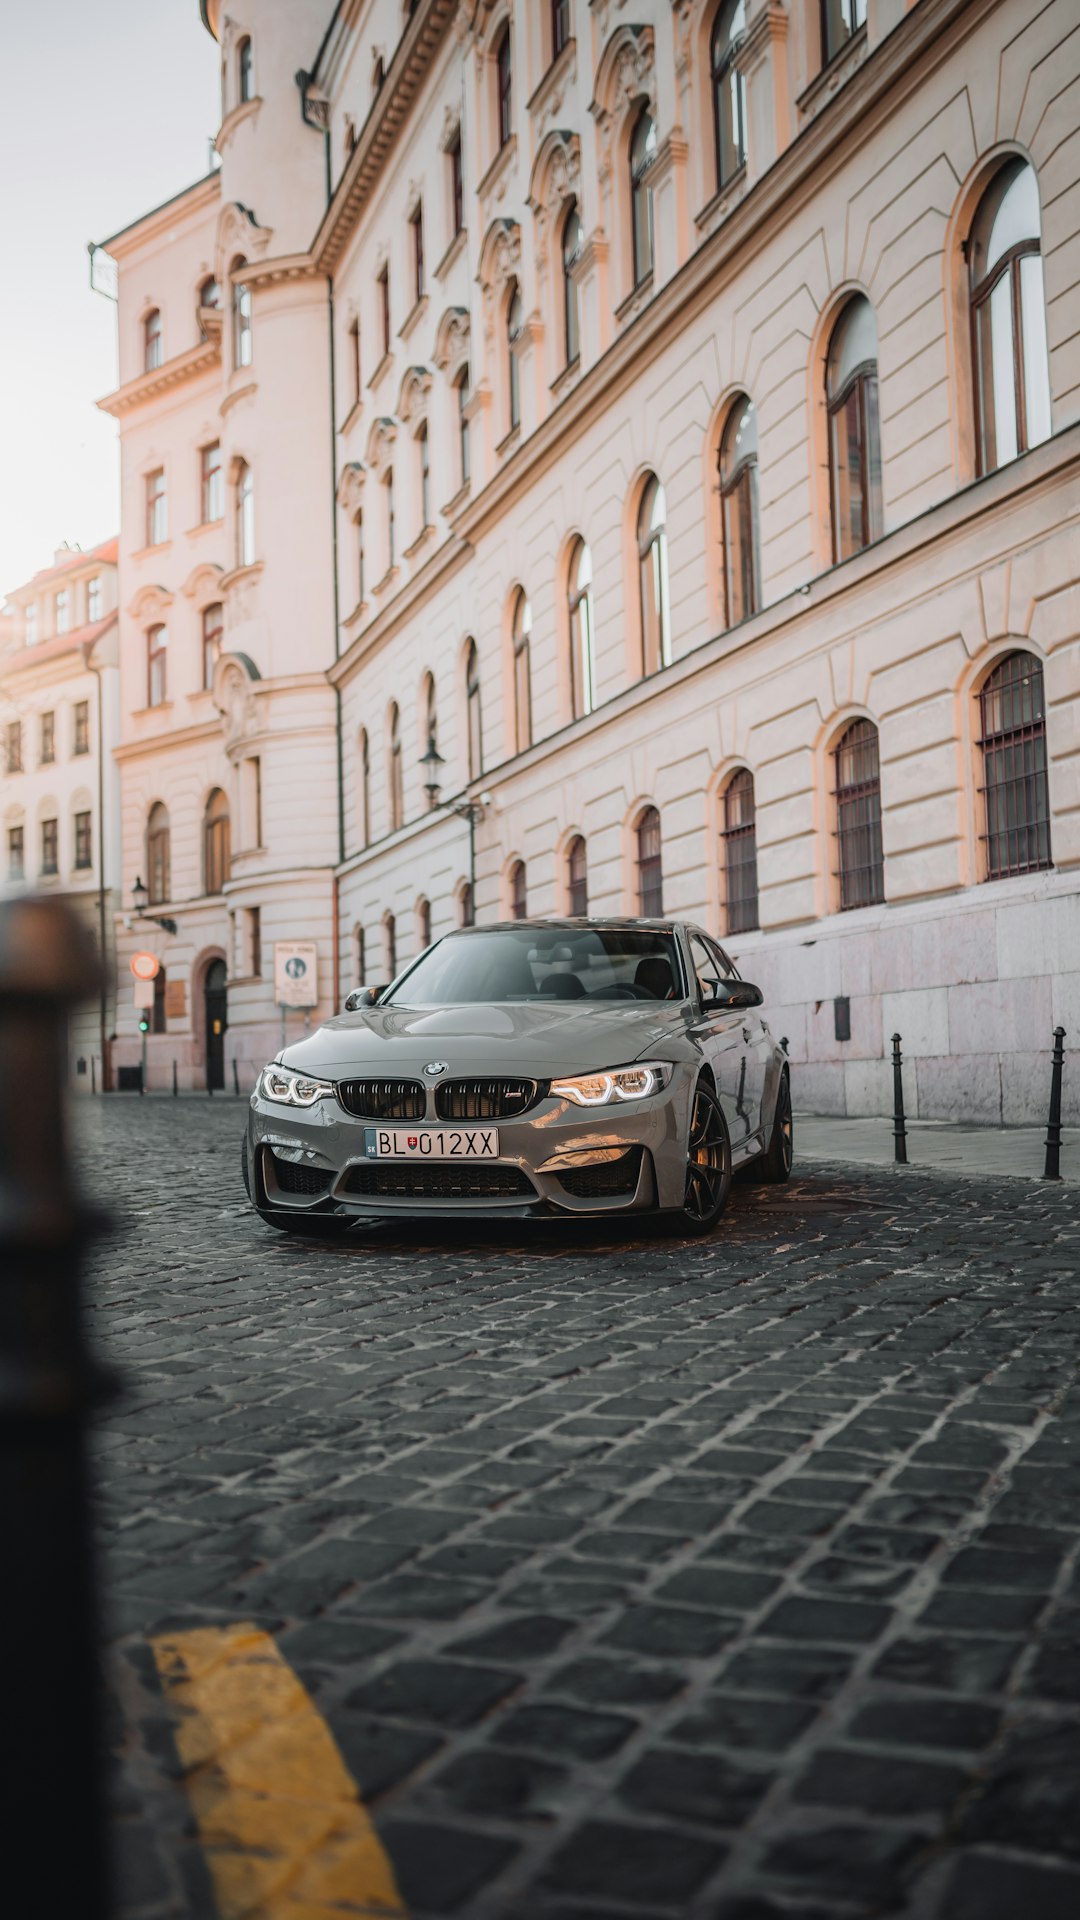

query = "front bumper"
(247, 1070), (695, 1219)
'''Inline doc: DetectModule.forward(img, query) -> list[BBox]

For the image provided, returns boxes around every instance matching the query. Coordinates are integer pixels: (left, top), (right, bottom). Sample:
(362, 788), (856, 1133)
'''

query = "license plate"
(363, 1127), (500, 1160)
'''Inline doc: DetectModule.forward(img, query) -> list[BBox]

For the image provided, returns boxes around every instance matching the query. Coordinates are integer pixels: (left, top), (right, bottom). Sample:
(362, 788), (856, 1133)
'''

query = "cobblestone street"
(82, 1097), (1080, 1920)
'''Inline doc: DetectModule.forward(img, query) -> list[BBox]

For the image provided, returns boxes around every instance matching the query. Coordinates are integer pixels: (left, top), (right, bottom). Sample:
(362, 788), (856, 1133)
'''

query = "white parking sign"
(274, 941), (318, 1008)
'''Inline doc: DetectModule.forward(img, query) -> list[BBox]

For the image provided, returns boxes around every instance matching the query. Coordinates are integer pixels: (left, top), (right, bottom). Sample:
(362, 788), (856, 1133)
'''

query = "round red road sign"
(130, 951), (160, 982)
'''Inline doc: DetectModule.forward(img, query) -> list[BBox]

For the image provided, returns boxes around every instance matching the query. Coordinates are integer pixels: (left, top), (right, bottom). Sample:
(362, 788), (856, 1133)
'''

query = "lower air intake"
(555, 1147), (643, 1200)
(343, 1162), (535, 1201)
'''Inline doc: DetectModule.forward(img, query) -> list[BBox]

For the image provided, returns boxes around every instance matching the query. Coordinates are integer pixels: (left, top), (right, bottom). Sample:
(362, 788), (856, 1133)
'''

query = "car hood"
(277, 1000), (692, 1080)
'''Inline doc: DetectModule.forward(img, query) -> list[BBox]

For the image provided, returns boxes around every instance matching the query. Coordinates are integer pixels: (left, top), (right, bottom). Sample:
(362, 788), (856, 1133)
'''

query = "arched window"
(204, 788), (231, 895)
(385, 913), (397, 979)
(465, 639), (482, 779)
(567, 834), (588, 915)
(233, 260), (252, 367)
(970, 161), (1051, 475)
(495, 24), (512, 148)
(834, 719), (883, 910)
(237, 35), (254, 103)
(510, 859), (527, 920)
(507, 282), (523, 432)
(821, 0), (866, 69)
(236, 461), (255, 567)
(711, 1), (747, 191)
(721, 769), (758, 932)
(827, 296), (882, 562)
(417, 422), (431, 529)
(456, 368), (471, 489)
(512, 589), (532, 754)
(144, 308), (162, 372)
(388, 703), (404, 830)
(978, 651), (1051, 879)
(630, 109), (657, 286)
(460, 880), (474, 928)
(422, 670), (438, 763)
(147, 803), (170, 905)
(562, 200), (583, 367)
(567, 537), (595, 720)
(719, 394), (760, 625)
(552, 0), (570, 60)
(418, 897), (432, 949)
(358, 729), (370, 847)
(637, 474), (671, 675)
(202, 603), (223, 691)
(147, 625), (167, 707)
(636, 806), (663, 916)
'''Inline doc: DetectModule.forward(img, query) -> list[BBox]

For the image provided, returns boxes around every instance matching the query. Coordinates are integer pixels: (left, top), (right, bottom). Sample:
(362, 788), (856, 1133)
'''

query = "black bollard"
(1043, 1026), (1067, 1182)
(0, 896), (111, 1918)
(233, 1057), (240, 1097)
(172, 1057), (178, 1097)
(891, 1032), (908, 1164)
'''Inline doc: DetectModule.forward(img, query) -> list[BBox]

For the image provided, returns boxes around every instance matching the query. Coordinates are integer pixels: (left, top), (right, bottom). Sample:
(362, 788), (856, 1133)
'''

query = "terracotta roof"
(0, 611), (117, 678)
(21, 536), (119, 592)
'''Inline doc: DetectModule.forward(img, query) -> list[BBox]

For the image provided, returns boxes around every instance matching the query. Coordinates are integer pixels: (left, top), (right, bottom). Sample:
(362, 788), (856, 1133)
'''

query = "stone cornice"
(96, 338), (220, 417)
(113, 718), (222, 762)
(244, 252), (327, 291)
(312, 0), (458, 276)
(96, 171), (219, 259)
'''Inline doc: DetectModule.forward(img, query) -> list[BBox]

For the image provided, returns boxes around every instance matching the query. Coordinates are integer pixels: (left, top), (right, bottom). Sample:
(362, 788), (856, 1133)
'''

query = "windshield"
(383, 927), (686, 1005)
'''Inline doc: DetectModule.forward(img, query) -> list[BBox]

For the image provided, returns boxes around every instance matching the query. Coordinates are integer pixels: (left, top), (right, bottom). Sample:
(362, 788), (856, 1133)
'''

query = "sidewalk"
(796, 1113), (1079, 1183)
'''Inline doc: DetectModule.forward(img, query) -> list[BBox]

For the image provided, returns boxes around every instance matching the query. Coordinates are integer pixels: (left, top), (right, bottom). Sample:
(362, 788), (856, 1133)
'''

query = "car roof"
(447, 918), (683, 934)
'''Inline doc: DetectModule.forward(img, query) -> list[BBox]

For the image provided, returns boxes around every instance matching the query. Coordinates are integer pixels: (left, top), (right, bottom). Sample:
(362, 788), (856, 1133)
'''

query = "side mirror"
(706, 979), (763, 1010)
(343, 984), (388, 1012)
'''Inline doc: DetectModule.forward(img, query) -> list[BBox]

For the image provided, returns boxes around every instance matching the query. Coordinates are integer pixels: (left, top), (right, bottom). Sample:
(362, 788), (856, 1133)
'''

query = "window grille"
(978, 651), (1052, 880)
(722, 769), (759, 932)
(834, 719), (884, 910)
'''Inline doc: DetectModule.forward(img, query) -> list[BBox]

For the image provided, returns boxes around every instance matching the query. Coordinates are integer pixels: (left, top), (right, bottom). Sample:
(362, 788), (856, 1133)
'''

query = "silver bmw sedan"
(243, 919), (792, 1238)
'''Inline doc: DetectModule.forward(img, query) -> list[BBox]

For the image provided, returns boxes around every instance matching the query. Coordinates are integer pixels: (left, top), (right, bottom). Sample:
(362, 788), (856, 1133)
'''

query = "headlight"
(259, 1064), (336, 1107)
(550, 1062), (673, 1107)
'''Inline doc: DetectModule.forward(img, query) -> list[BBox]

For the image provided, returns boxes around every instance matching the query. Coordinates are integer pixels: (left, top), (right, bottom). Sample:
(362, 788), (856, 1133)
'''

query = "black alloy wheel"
(663, 1080), (732, 1235)
(759, 1067), (794, 1183)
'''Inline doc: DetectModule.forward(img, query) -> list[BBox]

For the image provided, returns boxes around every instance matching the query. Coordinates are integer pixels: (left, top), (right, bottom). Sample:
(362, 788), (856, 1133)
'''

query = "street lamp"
(415, 739), (488, 922)
(130, 877), (178, 937)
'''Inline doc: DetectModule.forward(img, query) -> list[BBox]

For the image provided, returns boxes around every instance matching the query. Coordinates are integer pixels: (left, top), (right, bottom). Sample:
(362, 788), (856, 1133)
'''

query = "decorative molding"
(212, 649), (262, 752)
(477, 216), (521, 293)
(127, 583), (174, 622)
(336, 461), (367, 515)
(527, 38), (577, 139)
(433, 305), (471, 375)
(217, 200), (273, 281)
(398, 365), (433, 424)
(365, 416), (397, 474)
(181, 562), (226, 608)
(96, 338), (220, 417)
(215, 93), (261, 154)
(439, 104), (462, 152)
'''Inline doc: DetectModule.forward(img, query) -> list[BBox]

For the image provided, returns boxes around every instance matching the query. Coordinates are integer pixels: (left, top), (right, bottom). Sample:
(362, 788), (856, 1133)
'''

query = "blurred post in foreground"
(0, 895), (110, 1918)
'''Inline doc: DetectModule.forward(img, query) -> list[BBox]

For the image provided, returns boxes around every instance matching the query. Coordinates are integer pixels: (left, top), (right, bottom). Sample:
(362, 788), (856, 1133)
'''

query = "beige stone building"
(97, 0), (1080, 1117)
(0, 539), (122, 1085)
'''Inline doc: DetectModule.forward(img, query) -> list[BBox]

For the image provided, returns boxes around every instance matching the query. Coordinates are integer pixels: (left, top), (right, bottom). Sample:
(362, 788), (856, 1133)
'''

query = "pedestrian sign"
(274, 941), (318, 1008)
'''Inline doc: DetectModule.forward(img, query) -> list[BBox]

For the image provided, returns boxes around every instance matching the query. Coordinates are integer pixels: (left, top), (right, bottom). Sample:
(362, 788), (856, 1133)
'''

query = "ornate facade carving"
(433, 306), (471, 376)
(398, 365), (433, 424)
(365, 416), (397, 475)
(127, 583), (173, 623)
(212, 650), (261, 752)
(216, 200), (273, 282)
(336, 461), (367, 515)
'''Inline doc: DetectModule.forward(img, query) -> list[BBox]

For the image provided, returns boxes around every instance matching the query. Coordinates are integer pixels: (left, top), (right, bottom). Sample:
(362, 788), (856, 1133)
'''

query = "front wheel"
(759, 1068), (794, 1184)
(660, 1081), (732, 1236)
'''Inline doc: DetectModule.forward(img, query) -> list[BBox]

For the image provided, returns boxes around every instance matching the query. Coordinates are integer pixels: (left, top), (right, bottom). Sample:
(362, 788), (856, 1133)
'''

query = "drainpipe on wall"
(80, 640), (110, 1091)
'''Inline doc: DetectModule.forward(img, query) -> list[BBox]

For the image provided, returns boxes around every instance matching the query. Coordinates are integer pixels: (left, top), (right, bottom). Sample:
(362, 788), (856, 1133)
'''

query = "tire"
(759, 1067), (794, 1184)
(658, 1080), (733, 1236)
(242, 1134), (350, 1238)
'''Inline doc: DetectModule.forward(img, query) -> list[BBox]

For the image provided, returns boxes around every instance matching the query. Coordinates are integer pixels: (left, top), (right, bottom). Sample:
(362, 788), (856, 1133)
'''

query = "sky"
(0, 1), (220, 600)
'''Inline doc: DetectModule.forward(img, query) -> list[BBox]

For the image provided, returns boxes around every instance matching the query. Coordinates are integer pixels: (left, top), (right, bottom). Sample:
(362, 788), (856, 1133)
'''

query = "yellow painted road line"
(151, 1622), (408, 1919)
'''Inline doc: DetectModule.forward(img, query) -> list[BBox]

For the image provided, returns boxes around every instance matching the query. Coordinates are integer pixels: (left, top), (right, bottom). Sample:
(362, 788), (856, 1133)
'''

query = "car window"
(383, 927), (686, 1004)
(705, 937), (738, 980)
(689, 935), (725, 1004)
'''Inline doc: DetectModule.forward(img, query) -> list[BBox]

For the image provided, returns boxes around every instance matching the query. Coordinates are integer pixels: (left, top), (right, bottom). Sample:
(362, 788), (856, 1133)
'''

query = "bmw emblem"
(423, 1061), (448, 1076)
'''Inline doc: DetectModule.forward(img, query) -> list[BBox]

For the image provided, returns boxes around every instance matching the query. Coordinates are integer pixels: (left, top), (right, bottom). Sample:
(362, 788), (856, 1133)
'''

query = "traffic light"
(138, 1017), (149, 1034)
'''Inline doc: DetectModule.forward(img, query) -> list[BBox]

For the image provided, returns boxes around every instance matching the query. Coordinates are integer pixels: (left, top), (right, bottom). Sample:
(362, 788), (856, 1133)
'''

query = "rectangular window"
(40, 711), (55, 764)
(8, 825), (24, 879)
(73, 700), (90, 755)
(25, 603), (38, 646)
(356, 511), (365, 605)
(5, 721), (22, 772)
(74, 810), (92, 870)
(146, 468), (167, 546)
(378, 265), (390, 358)
(87, 575), (103, 621)
(147, 625), (167, 707)
(349, 317), (361, 406)
(56, 590), (70, 634)
(201, 442), (223, 522)
(242, 755), (262, 848)
(411, 205), (425, 303)
(41, 818), (58, 875)
(553, 0), (570, 59)
(450, 132), (464, 238)
(202, 602), (223, 690)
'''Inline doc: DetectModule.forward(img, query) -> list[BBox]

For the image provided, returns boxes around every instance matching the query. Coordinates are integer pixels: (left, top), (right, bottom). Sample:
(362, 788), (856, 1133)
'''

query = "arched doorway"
(204, 958), (228, 1090)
